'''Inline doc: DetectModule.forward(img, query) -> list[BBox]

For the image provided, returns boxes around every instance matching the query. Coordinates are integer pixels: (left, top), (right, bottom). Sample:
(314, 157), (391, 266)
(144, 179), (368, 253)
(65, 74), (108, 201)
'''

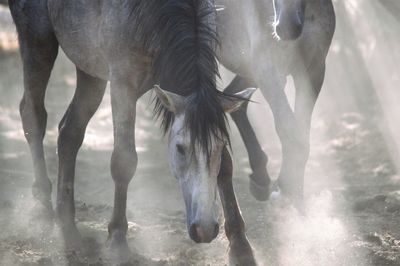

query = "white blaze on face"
(153, 85), (257, 242)
(168, 114), (221, 228)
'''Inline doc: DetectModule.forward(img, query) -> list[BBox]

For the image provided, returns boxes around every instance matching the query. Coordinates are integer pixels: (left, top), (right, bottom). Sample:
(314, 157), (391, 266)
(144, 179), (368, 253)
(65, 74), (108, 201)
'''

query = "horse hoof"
(29, 201), (55, 234)
(249, 173), (271, 201)
(31, 199), (54, 218)
(269, 181), (281, 201)
(229, 252), (258, 266)
(105, 230), (132, 264)
(60, 225), (83, 250)
(228, 236), (257, 266)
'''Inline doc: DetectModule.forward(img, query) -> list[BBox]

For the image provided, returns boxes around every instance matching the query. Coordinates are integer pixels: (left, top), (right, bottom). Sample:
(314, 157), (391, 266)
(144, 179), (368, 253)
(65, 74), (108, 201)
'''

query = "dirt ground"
(0, 3), (400, 266)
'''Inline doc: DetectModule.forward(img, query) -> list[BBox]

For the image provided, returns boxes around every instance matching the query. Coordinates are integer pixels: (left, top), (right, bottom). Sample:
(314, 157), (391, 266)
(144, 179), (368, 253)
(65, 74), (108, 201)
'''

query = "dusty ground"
(0, 3), (400, 266)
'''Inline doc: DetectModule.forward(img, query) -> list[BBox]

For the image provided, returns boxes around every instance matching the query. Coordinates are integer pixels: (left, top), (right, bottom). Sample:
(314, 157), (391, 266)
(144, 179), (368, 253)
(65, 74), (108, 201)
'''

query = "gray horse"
(217, 0), (336, 203)
(9, 0), (257, 264)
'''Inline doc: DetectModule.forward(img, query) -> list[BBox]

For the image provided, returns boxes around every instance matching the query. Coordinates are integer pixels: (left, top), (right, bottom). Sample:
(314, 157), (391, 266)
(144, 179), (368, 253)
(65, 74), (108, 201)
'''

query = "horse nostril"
(195, 225), (205, 241)
(189, 223), (201, 243)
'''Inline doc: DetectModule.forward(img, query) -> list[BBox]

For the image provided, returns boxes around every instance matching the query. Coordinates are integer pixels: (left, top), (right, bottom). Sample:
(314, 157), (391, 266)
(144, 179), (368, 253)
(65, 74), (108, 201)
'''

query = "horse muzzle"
(189, 220), (219, 243)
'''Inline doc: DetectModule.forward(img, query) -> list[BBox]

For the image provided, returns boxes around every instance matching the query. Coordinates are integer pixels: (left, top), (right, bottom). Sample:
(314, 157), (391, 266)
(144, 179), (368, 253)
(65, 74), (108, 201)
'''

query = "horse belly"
(48, 0), (109, 79)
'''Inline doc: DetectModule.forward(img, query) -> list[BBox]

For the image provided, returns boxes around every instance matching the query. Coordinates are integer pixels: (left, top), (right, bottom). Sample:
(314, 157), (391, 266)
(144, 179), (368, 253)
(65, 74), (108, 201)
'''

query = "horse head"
(154, 85), (256, 243)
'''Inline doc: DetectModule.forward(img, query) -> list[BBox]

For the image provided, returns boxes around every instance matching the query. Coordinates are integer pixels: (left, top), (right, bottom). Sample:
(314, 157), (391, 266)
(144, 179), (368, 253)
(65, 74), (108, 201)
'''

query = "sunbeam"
(0, 1), (399, 265)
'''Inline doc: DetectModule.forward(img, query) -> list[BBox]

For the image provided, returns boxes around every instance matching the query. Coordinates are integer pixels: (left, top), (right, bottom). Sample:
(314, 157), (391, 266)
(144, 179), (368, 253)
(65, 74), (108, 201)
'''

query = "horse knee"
(20, 97), (47, 142)
(111, 147), (138, 184)
(58, 123), (85, 158)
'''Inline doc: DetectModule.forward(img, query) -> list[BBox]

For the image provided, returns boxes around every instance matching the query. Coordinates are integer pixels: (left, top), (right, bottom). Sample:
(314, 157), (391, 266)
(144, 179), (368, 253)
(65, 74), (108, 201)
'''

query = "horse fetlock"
(57, 219), (82, 249)
(228, 235), (257, 266)
(277, 177), (304, 203)
(29, 198), (54, 225)
(108, 229), (128, 243)
(33, 175), (52, 188)
(106, 229), (131, 258)
(249, 149), (268, 169)
(104, 229), (132, 264)
(279, 156), (307, 181)
(108, 220), (128, 236)
(32, 179), (52, 202)
(249, 171), (271, 201)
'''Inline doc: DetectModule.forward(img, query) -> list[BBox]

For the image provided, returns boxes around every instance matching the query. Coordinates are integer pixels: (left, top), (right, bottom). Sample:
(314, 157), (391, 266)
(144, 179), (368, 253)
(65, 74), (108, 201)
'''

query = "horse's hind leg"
(57, 68), (106, 246)
(218, 147), (257, 266)
(224, 76), (271, 201)
(254, 67), (310, 200)
(10, 0), (59, 219)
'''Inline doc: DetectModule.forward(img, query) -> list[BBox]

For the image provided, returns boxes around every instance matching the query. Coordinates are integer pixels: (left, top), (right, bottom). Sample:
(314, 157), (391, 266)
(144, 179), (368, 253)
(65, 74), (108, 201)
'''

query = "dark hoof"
(105, 230), (132, 264)
(249, 173), (273, 201)
(31, 199), (54, 219)
(60, 225), (83, 250)
(229, 236), (257, 266)
(29, 201), (55, 234)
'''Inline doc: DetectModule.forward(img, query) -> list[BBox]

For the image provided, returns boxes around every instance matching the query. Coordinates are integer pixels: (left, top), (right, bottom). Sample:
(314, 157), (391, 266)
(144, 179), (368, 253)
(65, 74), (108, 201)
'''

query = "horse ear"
(153, 85), (185, 113)
(221, 87), (257, 113)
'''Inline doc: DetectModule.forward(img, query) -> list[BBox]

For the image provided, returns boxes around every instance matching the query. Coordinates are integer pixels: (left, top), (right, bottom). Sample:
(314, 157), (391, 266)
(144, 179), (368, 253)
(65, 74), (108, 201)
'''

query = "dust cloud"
(0, 1), (400, 265)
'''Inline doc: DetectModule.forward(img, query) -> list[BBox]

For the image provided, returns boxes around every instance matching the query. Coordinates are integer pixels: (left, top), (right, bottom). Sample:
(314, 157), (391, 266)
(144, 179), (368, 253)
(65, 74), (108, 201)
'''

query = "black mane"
(133, 0), (229, 156)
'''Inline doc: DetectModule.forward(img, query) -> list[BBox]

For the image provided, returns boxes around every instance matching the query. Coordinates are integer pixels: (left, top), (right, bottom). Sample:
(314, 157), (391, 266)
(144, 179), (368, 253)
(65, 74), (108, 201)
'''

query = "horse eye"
(176, 144), (185, 155)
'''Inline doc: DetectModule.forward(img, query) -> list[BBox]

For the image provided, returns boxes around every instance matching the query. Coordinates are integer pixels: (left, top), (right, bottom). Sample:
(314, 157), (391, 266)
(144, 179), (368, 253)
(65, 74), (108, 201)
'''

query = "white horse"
(217, 0), (336, 202)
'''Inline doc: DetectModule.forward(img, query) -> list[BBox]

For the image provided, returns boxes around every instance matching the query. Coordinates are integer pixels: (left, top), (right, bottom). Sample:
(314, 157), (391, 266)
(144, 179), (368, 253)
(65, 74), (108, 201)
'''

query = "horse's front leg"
(218, 147), (257, 266)
(57, 68), (107, 246)
(256, 61), (324, 204)
(284, 61), (325, 196)
(224, 76), (271, 201)
(106, 75), (139, 258)
(254, 64), (307, 201)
